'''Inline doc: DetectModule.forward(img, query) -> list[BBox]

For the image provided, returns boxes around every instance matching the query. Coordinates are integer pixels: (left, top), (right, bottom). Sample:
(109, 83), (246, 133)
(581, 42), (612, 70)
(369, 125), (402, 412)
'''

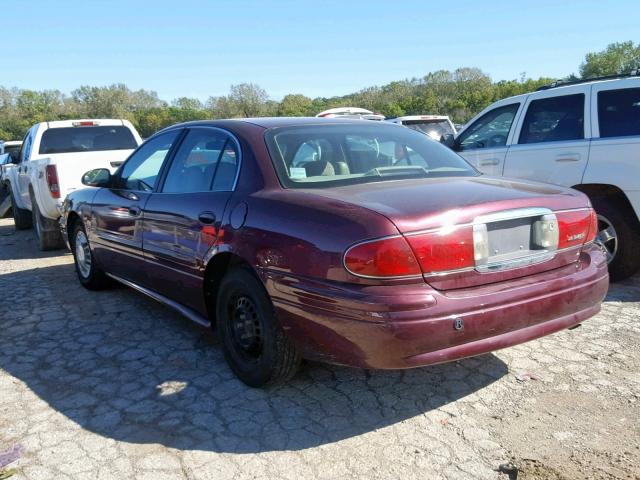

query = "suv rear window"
(39, 126), (138, 154)
(265, 123), (477, 189)
(598, 88), (640, 138)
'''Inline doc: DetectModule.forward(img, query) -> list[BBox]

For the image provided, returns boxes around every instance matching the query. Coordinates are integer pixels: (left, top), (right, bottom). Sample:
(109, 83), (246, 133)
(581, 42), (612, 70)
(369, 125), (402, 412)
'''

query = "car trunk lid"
(305, 176), (594, 289)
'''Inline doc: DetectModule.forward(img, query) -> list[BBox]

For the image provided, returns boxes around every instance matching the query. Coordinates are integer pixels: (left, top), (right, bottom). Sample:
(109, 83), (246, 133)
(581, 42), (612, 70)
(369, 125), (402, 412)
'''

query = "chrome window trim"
(158, 125), (243, 193)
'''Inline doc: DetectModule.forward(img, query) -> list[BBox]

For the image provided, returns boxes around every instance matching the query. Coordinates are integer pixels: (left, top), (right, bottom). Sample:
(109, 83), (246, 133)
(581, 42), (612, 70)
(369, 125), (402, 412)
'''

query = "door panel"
(503, 140), (590, 186)
(90, 188), (151, 285)
(141, 127), (239, 313)
(504, 86), (591, 187)
(585, 82), (640, 196)
(455, 102), (523, 176)
(18, 129), (34, 207)
(143, 192), (232, 312)
(89, 129), (183, 285)
(459, 147), (509, 176)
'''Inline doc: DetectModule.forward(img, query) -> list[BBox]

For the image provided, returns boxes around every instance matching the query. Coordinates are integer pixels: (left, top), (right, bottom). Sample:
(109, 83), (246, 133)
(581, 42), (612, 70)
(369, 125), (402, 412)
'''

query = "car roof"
(162, 117), (400, 131)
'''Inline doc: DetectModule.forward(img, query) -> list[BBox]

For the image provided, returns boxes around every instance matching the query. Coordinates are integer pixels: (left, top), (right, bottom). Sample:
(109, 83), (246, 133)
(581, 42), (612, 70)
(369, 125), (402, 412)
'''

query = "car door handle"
(479, 158), (500, 166)
(128, 205), (141, 216)
(198, 212), (216, 224)
(555, 153), (581, 162)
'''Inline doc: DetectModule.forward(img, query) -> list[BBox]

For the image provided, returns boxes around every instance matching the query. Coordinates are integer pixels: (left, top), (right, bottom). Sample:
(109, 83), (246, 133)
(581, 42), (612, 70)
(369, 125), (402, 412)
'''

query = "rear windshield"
(402, 119), (454, 139)
(39, 126), (138, 154)
(265, 123), (477, 189)
(3, 144), (21, 156)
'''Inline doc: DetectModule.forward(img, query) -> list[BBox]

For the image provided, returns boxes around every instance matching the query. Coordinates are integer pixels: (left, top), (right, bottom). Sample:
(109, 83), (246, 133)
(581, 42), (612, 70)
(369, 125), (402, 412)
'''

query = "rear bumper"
(268, 245), (609, 369)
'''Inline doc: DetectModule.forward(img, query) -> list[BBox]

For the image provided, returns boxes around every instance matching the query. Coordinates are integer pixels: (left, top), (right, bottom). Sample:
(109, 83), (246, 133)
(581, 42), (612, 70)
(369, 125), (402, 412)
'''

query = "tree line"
(1, 41), (638, 140)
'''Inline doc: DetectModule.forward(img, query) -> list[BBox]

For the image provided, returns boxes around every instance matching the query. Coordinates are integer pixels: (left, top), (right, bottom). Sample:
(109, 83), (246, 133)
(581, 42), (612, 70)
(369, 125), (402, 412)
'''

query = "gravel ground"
(0, 216), (638, 480)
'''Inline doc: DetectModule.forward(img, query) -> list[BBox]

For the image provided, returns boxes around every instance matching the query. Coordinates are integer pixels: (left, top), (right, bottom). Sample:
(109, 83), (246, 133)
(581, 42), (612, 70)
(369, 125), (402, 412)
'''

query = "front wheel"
(71, 222), (111, 290)
(215, 268), (301, 387)
(591, 198), (640, 281)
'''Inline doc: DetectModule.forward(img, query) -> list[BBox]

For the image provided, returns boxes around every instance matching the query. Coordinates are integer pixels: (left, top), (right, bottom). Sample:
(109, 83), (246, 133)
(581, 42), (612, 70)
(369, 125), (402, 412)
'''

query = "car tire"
(591, 197), (640, 281)
(9, 185), (32, 230)
(30, 193), (64, 251)
(71, 221), (111, 290)
(215, 267), (301, 387)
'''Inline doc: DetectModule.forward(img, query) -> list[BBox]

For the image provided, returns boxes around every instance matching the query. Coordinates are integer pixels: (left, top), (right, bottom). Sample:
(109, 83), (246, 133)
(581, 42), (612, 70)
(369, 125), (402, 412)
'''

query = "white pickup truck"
(4, 119), (142, 249)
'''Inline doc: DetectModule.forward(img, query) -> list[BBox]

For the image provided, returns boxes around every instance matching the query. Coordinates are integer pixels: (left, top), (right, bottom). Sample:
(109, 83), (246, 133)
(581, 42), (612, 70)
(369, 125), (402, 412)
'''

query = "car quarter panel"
(266, 244), (608, 368)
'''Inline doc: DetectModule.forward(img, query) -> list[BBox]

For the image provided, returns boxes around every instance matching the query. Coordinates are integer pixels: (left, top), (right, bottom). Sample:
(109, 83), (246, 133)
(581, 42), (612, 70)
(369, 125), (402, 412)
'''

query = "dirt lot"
(0, 216), (638, 480)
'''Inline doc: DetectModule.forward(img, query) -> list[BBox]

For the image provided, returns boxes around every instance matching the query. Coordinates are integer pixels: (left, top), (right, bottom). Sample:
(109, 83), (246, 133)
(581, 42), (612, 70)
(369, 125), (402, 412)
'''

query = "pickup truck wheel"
(591, 197), (640, 281)
(216, 268), (301, 387)
(71, 222), (111, 290)
(31, 197), (64, 251)
(9, 185), (32, 230)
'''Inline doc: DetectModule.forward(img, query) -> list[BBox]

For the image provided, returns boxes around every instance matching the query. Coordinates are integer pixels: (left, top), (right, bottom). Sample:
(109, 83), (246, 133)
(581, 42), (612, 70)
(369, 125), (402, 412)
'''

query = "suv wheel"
(215, 267), (301, 387)
(592, 197), (640, 281)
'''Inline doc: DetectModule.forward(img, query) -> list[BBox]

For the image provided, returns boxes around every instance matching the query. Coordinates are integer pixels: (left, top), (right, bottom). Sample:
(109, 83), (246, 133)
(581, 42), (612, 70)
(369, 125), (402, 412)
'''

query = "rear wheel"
(9, 185), (32, 230)
(591, 197), (640, 281)
(71, 221), (111, 290)
(215, 268), (301, 387)
(30, 193), (64, 251)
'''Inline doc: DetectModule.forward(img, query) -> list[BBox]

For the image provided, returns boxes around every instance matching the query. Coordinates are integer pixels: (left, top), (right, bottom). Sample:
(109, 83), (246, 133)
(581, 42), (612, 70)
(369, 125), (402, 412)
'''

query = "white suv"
(450, 73), (640, 280)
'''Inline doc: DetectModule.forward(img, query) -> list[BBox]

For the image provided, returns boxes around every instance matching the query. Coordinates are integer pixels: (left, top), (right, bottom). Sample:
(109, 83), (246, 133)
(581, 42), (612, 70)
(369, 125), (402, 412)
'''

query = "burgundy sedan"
(61, 118), (608, 387)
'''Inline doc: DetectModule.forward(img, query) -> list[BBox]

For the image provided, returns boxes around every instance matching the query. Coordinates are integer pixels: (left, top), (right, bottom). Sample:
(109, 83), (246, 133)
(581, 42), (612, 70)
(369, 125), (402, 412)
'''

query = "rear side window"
(598, 88), (640, 138)
(163, 128), (239, 193)
(39, 126), (138, 154)
(519, 94), (584, 144)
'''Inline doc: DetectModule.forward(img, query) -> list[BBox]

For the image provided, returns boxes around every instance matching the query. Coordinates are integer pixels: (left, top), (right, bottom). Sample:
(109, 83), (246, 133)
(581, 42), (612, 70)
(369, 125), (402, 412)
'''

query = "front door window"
(457, 103), (520, 151)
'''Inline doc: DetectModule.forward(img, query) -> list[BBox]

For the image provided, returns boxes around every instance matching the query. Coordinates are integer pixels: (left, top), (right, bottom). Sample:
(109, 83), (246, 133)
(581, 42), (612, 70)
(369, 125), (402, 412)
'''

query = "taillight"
(344, 236), (421, 278)
(45, 165), (60, 199)
(405, 225), (475, 274)
(556, 209), (594, 249)
(586, 209), (598, 243)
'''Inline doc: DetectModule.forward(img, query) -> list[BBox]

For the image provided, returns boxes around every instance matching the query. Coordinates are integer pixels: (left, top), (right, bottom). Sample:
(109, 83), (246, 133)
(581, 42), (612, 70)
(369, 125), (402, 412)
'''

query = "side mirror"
(82, 168), (112, 187)
(440, 134), (455, 148)
(10, 152), (20, 164)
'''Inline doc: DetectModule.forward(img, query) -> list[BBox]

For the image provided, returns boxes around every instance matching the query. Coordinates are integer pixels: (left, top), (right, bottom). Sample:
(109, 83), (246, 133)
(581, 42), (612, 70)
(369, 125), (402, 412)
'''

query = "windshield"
(402, 119), (454, 140)
(265, 123), (477, 189)
(39, 126), (138, 154)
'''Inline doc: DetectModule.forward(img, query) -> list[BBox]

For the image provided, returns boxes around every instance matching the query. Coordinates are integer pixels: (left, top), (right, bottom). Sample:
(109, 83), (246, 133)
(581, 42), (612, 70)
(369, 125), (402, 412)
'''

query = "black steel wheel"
(216, 267), (301, 387)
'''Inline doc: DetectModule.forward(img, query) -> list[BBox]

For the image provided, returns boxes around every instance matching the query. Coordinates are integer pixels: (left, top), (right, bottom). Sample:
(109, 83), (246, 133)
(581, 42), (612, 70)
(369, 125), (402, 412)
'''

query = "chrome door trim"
(105, 272), (211, 328)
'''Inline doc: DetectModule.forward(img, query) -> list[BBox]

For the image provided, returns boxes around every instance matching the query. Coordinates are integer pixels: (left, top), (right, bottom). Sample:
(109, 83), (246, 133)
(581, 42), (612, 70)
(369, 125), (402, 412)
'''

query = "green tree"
(580, 41), (640, 78)
(228, 83), (269, 117)
(277, 94), (313, 116)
